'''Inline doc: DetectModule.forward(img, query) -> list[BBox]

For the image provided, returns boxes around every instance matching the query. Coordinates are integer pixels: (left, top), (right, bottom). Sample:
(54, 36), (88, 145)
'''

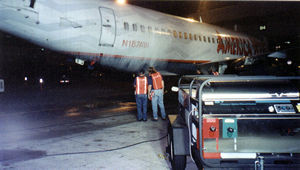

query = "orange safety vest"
(136, 76), (148, 95)
(151, 72), (163, 90)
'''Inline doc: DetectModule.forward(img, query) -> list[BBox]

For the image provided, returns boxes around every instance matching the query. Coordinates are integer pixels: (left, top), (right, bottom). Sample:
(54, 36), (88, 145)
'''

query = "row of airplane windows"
(124, 22), (217, 44)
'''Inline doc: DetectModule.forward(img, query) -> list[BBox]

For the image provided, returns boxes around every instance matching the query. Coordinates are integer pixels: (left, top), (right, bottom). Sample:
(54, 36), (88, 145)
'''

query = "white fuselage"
(0, 0), (266, 73)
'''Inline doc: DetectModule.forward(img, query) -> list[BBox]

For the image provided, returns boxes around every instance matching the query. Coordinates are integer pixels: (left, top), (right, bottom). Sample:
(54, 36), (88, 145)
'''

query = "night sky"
(128, 1), (300, 46)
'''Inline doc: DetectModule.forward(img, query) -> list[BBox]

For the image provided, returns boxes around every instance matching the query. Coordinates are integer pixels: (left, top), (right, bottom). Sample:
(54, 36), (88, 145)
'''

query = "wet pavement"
(0, 77), (198, 170)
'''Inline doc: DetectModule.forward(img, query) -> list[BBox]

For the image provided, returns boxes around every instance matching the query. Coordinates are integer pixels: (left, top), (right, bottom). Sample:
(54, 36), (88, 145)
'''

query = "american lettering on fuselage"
(216, 31), (265, 57)
(0, 0), (267, 74)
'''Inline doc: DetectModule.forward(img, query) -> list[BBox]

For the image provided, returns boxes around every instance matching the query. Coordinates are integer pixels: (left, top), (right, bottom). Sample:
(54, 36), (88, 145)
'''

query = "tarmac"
(0, 77), (198, 170)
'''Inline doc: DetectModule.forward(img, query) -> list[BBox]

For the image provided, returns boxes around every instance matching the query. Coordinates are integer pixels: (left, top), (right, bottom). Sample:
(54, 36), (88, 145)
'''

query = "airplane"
(0, 0), (267, 75)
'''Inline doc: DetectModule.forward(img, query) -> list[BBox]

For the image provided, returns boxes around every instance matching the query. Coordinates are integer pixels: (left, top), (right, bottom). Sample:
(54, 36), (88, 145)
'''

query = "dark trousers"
(135, 94), (147, 120)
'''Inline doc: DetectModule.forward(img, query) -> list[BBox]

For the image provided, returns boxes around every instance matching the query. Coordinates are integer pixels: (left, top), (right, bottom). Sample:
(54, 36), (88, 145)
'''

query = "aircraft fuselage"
(0, 0), (266, 73)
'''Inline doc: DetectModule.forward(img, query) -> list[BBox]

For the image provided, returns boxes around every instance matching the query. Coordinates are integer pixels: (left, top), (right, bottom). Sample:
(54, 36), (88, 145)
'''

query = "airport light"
(39, 78), (44, 84)
(116, 0), (126, 5)
(259, 25), (266, 31)
(24, 77), (28, 81)
(75, 58), (85, 66)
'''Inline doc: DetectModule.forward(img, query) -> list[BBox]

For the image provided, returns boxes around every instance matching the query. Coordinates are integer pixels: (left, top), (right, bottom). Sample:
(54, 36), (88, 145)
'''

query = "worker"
(134, 70), (148, 121)
(148, 67), (166, 121)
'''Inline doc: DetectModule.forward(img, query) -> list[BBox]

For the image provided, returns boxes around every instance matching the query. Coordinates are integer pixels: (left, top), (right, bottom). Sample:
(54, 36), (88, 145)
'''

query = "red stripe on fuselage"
(63, 51), (210, 64)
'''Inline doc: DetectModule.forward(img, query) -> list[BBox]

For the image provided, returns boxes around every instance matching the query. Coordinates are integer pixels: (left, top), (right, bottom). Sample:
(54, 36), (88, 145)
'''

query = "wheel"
(170, 137), (186, 170)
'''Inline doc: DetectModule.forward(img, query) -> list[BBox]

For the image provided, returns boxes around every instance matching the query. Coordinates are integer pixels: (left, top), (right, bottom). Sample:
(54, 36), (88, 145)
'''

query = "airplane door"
(99, 7), (116, 47)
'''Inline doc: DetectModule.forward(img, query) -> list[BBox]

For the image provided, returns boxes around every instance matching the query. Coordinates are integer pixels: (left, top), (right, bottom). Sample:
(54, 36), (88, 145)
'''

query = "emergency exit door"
(99, 7), (116, 47)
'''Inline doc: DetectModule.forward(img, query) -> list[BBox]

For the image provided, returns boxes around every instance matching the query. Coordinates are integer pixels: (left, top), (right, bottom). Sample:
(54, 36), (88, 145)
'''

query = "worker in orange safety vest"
(134, 70), (149, 121)
(148, 67), (166, 121)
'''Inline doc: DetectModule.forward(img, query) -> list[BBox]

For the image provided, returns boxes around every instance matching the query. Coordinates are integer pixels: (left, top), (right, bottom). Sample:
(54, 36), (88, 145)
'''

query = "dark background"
(129, 1), (300, 49)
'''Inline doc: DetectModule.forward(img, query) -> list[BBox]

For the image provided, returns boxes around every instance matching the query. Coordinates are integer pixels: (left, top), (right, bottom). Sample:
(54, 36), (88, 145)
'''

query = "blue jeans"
(151, 89), (166, 119)
(135, 94), (147, 120)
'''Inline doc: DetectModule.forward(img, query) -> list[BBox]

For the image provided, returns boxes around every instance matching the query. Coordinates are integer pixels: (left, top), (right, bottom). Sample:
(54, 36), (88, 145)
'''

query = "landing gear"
(218, 63), (228, 74)
(196, 62), (228, 75)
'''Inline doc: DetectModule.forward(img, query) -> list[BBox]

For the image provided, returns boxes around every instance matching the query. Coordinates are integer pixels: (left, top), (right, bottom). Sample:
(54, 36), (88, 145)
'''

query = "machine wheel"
(170, 137), (186, 170)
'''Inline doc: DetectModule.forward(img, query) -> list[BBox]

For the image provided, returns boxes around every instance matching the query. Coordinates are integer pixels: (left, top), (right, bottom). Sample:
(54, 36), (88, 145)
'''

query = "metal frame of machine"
(167, 75), (300, 170)
(0, 79), (4, 93)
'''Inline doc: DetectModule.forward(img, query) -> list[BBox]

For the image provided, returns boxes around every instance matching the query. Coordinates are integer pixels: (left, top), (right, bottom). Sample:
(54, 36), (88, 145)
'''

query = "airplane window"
(133, 24), (137, 32)
(203, 36), (206, 42)
(212, 38), (215, 43)
(208, 37), (211, 43)
(189, 33), (192, 40)
(140, 25), (145, 32)
(194, 34), (197, 41)
(199, 35), (202, 41)
(184, 32), (187, 39)
(148, 26), (152, 33)
(173, 30), (178, 38)
(124, 22), (129, 31)
(179, 32), (182, 39)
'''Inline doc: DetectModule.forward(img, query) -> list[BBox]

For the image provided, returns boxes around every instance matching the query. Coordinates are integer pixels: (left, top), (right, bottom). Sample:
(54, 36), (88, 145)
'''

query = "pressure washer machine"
(167, 75), (300, 170)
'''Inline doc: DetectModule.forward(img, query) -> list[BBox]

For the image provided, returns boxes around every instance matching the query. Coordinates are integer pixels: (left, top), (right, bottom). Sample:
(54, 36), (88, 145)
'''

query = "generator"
(167, 75), (300, 170)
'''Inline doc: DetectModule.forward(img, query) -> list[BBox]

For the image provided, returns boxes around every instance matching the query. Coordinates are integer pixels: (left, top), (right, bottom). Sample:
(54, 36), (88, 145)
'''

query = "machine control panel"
(222, 118), (238, 138)
(203, 102), (299, 114)
(274, 104), (296, 114)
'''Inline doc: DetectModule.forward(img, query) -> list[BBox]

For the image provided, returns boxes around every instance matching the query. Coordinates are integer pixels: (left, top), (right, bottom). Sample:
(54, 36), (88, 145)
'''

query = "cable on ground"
(45, 134), (168, 157)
